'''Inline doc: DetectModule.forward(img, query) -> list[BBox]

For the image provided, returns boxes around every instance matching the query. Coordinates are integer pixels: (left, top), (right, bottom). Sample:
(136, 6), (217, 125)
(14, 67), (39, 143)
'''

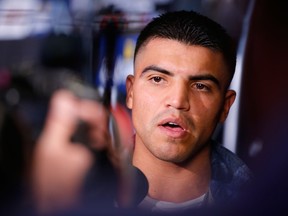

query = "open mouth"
(162, 122), (184, 130)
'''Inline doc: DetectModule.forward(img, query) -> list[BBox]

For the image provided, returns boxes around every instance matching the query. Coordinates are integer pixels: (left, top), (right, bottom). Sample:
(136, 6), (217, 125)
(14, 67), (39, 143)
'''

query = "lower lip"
(158, 125), (188, 138)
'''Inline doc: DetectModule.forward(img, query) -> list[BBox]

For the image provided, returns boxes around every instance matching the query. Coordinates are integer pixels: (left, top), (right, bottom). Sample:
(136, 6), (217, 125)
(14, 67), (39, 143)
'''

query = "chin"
(155, 152), (188, 163)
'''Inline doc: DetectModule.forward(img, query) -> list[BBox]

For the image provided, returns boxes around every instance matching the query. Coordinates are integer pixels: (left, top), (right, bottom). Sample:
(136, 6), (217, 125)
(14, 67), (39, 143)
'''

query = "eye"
(193, 83), (209, 91)
(151, 76), (163, 83)
(196, 83), (205, 89)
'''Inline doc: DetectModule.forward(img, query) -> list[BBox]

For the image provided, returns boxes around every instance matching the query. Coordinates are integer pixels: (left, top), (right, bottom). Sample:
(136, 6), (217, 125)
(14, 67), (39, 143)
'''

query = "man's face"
(126, 38), (235, 163)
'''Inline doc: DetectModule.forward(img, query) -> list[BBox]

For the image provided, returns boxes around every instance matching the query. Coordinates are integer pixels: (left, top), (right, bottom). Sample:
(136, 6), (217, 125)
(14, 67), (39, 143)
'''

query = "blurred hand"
(31, 90), (112, 214)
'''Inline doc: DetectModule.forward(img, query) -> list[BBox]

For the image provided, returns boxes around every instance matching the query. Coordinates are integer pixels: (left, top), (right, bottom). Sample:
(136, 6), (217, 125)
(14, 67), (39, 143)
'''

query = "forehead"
(135, 38), (229, 83)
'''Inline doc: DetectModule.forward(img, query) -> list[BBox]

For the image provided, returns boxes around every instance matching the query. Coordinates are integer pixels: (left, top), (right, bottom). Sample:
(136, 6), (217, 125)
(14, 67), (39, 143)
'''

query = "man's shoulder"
(212, 142), (249, 170)
(210, 141), (253, 202)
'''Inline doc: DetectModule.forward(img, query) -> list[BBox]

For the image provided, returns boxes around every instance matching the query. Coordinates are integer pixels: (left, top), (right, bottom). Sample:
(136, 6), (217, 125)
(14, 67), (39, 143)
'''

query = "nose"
(166, 82), (190, 111)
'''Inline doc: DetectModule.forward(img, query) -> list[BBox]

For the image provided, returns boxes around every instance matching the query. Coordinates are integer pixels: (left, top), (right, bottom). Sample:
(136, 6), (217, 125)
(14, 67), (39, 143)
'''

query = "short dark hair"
(134, 10), (236, 84)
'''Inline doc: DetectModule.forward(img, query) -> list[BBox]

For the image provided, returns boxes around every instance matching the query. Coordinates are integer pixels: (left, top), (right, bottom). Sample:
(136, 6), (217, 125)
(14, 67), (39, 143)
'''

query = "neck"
(132, 139), (211, 203)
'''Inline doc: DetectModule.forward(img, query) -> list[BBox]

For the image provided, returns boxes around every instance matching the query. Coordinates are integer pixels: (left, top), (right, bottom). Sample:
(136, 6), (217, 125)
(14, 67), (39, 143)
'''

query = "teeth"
(162, 122), (182, 128)
(166, 122), (179, 128)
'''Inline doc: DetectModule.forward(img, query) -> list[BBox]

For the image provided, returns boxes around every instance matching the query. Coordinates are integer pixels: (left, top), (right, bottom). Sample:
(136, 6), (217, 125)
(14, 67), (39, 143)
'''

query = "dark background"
(0, 0), (288, 213)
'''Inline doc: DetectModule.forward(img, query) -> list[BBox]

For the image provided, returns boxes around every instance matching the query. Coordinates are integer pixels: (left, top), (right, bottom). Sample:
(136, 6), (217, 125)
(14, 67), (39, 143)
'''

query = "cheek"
(132, 88), (162, 134)
(190, 96), (223, 125)
(134, 85), (159, 108)
(190, 95), (212, 114)
(131, 90), (152, 120)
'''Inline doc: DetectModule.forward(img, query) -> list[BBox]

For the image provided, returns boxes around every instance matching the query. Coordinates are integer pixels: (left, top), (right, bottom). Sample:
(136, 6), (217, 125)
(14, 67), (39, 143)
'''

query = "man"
(32, 10), (252, 215)
(125, 10), (252, 213)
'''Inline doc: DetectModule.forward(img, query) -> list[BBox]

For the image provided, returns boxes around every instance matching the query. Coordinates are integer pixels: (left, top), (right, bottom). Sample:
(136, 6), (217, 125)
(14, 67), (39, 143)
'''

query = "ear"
(219, 90), (236, 123)
(126, 75), (135, 109)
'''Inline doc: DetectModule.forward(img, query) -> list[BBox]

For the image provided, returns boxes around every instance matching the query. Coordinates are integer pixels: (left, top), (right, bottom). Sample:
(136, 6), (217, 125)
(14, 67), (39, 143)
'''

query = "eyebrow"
(141, 65), (221, 88)
(141, 65), (171, 76)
